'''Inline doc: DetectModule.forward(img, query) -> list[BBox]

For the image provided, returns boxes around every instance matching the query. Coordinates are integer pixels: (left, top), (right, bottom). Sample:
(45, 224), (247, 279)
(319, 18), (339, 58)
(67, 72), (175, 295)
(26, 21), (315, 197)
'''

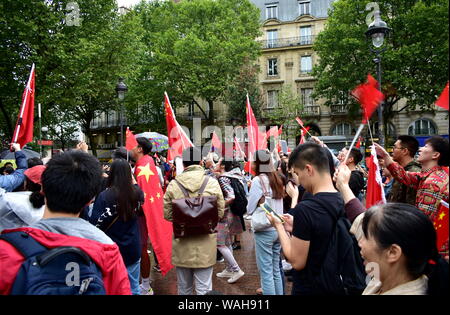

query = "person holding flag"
(130, 137), (174, 295)
(374, 136), (449, 256)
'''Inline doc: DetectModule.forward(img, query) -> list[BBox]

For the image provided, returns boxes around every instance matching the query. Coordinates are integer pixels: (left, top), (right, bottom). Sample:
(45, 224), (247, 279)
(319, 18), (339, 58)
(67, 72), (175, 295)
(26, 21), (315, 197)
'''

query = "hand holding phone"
(260, 202), (285, 224)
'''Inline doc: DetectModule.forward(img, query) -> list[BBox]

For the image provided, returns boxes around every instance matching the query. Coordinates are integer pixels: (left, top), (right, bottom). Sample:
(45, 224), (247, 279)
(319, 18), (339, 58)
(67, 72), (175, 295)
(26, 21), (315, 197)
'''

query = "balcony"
(330, 104), (348, 116)
(259, 36), (315, 49)
(301, 105), (321, 117)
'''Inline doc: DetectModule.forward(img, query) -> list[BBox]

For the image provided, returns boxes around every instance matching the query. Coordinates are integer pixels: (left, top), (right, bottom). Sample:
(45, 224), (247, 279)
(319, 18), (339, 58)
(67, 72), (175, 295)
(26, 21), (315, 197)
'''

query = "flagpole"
(38, 102), (42, 158)
(342, 123), (365, 165)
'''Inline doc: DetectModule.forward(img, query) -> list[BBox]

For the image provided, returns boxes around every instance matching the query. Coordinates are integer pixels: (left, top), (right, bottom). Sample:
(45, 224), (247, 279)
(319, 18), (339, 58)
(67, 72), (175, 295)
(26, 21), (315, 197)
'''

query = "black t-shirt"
(290, 192), (344, 295)
(349, 170), (365, 198)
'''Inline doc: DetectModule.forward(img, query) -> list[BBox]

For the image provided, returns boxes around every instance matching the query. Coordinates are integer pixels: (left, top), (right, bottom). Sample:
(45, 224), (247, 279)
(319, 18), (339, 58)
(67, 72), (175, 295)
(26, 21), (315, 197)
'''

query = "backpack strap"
(174, 176), (210, 197)
(0, 231), (48, 258)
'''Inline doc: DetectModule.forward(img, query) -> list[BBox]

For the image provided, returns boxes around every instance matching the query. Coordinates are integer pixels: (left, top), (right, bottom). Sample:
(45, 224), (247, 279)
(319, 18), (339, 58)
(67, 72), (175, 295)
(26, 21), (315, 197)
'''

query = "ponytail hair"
(26, 178), (45, 209)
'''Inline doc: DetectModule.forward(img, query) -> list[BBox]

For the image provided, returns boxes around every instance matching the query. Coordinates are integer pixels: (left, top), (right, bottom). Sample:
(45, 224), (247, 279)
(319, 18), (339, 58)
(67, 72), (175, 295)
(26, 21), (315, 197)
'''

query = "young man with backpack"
(267, 143), (365, 295)
(0, 151), (131, 295)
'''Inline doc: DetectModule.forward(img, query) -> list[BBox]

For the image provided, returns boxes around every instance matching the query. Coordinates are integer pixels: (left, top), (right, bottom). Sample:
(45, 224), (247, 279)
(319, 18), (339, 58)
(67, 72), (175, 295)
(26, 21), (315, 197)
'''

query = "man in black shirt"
(267, 143), (344, 295)
(344, 147), (365, 199)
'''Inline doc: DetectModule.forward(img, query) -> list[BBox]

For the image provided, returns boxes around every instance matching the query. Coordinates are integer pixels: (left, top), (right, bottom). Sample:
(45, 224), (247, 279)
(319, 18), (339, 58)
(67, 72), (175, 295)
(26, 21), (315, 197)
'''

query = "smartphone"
(260, 202), (285, 223)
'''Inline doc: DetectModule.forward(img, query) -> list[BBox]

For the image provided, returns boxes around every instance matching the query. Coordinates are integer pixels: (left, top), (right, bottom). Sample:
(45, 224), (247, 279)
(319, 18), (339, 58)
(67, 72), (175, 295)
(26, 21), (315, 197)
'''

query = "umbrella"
(0, 148), (40, 160)
(135, 132), (169, 152)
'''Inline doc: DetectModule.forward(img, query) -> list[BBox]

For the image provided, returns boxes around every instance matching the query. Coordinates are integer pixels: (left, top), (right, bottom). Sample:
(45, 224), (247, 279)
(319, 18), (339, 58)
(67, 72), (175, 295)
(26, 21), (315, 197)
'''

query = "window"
(298, 1), (310, 16)
(332, 123), (353, 136)
(267, 90), (278, 108)
(300, 26), (312, 44)
(267, 30), (278, 48)
(266, 5), (278, 20)
(301, 88), (314, 106)
(268, 58), (278, 76)
(408, 119), (437, 136)
(300, 55), (312, 74)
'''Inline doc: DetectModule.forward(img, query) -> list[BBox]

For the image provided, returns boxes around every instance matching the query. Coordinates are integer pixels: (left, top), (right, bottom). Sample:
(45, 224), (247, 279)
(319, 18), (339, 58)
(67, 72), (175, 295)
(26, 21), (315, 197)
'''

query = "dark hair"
(362, 203), (448, 295)
(136, 137), (153, 155)
(25, 178), (45, 209)
(42, 151), (103, 214)
(3, 166), (14, 175)
(397, 135), (419, 158)
(221, 159), (240, 172)
(182, 147), (202, 167)
(27, 157), (43, 168)
(253, 150), (284, 199)
(112, 147), (128, 160)
(288, 143), (329, 174)
(107, 159), (139, 222)
(425, 136), (449, 166)
(348, 148), (363, 165)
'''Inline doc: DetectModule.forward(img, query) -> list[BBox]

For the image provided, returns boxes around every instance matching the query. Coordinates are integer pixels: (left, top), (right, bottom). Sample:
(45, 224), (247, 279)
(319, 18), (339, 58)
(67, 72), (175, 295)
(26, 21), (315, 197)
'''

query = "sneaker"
(243, 214), (252, 220)
(232, 242), (241, 250)
(153, 265), (161, 273)
(227, 269), (244, 284)
(217, 257), (224, 263)
(140, 284), (154, 295)
(216, 269), (234, 278)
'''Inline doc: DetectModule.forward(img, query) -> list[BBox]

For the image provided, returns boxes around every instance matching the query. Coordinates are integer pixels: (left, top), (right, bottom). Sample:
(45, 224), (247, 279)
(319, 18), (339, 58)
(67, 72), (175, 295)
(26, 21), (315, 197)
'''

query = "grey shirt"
(31, 217), (114, 245)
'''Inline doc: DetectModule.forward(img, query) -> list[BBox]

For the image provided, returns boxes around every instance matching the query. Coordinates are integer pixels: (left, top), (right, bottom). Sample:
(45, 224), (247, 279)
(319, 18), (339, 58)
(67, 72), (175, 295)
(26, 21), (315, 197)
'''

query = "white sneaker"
(216, 269), (234, 278)
(227, 269), (245, 284)
(243, 214), (252, 220)
(139, 284), (154, 295)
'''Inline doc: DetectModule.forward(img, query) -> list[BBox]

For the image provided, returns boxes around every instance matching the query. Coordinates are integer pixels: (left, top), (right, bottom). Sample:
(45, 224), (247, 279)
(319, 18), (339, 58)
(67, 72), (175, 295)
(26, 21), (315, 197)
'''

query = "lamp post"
(115, 78), (128, 147)
(41, 126), (48, 158)
(365, 9), (390, 147)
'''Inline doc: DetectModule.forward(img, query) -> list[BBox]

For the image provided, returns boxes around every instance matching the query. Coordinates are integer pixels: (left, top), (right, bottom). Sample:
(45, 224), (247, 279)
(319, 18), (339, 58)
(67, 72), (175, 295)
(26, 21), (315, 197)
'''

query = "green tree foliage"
(222, 63), (264, 125)
(137, 0), (262, 124)
(0, 0), (145, 155)
(313, 0), (449, 136)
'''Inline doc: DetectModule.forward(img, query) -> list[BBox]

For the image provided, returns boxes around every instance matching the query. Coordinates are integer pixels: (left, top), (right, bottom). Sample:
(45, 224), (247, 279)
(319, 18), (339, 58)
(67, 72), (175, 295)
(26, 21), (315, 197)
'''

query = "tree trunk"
(83, 123), (97, 157)
(207, 99), (214, 125)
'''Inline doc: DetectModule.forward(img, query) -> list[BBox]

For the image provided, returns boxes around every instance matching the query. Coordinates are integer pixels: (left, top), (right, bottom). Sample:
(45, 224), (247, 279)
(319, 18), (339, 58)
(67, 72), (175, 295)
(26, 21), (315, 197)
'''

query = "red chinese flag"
(125, 127), (138, 150)
(434, 200), (449, 251)
(351, 74), (384, 124)
(435, 82), (449, 110)
(366, 145), (386, 208)
(266, 126), (279, 139)
(278, 125), (283, 136)
(295, 117), (304, 127)
(299, 126), (310, 145)
(164, 92), (194, 161)
(211, 131), (222, 151)
(135, 154), (174, 275)
(246, 94), (267, 160)
(12, 64), (35, 147)
(355, 136), (363, 149)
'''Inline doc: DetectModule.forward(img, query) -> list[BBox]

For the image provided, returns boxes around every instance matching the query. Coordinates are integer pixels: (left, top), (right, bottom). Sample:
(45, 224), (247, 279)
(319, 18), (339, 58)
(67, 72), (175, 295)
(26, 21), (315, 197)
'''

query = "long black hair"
(107, 159), (140, 222)
(362, 203), (449, 295)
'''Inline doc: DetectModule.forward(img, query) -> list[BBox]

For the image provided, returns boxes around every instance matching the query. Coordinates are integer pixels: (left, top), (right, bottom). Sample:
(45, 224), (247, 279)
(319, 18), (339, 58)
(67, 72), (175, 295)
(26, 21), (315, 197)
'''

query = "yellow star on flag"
(137, 163), (154, 183)
(156, 192), (161, 199)
(150, 196), (154, 203)
(439, 212), (446, 220)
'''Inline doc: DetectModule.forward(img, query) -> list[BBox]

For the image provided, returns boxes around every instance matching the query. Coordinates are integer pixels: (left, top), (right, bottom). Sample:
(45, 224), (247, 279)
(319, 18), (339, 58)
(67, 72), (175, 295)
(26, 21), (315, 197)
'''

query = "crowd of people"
(0, 133), (448, 295)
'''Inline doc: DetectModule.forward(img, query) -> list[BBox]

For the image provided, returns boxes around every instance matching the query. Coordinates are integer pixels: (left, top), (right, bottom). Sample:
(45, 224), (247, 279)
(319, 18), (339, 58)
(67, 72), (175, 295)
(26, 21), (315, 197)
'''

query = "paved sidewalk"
(150, 220), (292, 295)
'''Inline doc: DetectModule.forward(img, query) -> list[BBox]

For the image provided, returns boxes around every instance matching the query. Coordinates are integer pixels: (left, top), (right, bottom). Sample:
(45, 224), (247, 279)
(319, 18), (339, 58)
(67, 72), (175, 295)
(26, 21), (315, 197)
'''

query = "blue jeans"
(127, 259), (141, 295)
(254, 230), (283, 295)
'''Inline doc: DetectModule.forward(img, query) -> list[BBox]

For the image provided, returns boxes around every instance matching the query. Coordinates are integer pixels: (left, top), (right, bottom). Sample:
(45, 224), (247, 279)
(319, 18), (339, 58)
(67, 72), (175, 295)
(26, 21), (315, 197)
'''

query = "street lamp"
(365, 9), (390, 147)
(115, 78), (128, 147)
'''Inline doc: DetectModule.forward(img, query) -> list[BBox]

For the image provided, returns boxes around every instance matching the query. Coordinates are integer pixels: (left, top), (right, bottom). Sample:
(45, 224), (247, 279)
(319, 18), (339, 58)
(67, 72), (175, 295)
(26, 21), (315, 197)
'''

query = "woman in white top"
(247, 150), (285, 295)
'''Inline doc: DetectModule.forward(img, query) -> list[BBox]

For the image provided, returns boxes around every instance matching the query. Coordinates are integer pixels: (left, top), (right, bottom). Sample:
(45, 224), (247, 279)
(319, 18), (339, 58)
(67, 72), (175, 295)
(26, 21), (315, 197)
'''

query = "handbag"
(172, 177), (219, 238)
(251, 175), (273, 232)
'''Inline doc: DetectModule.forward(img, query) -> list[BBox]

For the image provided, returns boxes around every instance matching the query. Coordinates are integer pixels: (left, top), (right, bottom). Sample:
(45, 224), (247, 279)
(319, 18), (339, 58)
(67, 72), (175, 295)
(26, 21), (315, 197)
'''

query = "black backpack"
(306, 198), (366, 295)
(224, 176), (248, 217)
(0, 231), (106, 295)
